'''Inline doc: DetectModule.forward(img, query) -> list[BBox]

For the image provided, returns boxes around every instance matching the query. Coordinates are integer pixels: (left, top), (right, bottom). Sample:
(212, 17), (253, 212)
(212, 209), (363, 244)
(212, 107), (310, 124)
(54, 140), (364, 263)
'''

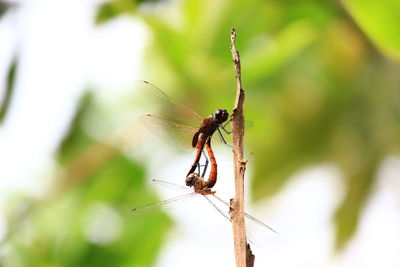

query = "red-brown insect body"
(186, 115), (224, 176)
(204, 139), (218, 188)
(138, 80), (229, 191)
(186, 109), (228, 189)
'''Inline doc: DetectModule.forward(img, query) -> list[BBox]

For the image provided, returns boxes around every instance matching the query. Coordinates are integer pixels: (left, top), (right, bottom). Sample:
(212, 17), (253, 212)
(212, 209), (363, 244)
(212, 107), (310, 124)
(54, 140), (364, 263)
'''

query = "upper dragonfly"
(139, 80), (231, 190)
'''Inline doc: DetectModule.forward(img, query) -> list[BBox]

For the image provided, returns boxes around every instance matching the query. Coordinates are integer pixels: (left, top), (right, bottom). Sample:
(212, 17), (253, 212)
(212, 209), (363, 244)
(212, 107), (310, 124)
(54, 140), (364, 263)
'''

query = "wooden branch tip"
(231, 28), (237, 43)
(229, 28), (254, 267)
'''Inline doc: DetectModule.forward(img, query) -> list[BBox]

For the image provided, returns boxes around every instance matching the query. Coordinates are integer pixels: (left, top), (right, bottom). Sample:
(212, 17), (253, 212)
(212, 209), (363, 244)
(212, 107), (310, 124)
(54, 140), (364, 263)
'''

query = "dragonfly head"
(185, 173), (208, 191)
(185, 173), (197, 187)
(212, 109), (229, 125)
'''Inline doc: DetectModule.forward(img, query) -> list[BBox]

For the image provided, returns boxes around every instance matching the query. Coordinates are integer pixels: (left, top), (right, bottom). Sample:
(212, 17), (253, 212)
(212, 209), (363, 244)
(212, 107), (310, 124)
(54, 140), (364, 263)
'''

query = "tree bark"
(229, 28), (255, 267)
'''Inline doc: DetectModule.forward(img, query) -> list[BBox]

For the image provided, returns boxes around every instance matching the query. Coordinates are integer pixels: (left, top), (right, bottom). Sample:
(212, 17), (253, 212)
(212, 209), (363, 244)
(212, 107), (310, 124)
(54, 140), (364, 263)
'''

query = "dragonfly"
(131, 172), (278, 245)
(135, 81), (274, 243)
(139, 80), (231, 190)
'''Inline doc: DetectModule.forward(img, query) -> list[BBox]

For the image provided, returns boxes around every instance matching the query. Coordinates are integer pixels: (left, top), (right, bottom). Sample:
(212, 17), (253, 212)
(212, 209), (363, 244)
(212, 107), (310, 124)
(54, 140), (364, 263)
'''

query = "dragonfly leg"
(220, 118), (232, 134)
(201, 149), (209, 177)
(196, 150), (203, 175)
(217, 128), (230, 146)
(193, 149), (208, 181)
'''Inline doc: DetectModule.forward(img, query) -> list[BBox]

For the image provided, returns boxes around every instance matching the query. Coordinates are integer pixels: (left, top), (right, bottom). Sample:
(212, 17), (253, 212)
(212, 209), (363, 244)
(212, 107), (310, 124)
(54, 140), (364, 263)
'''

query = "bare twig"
(229, 28), (254, 267)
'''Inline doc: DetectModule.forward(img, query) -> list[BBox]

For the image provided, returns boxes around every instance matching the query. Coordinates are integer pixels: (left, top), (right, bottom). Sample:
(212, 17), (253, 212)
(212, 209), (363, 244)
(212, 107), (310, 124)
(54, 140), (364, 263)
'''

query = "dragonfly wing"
(131, 192), (197, 215)
(203, 196), (267, 246)
(202, 195), (232, 222)
(151, 179), (191, 192)
(141, 114), (198, 150)
(210, 194), (277, 233)
(208, 194), (278, 246)
(136, 80), (203, 127)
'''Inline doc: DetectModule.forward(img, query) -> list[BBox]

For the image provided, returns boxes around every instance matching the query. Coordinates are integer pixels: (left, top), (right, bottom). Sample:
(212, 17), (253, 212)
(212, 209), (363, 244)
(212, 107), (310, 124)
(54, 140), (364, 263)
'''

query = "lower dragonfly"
(132, 162), (277, 244)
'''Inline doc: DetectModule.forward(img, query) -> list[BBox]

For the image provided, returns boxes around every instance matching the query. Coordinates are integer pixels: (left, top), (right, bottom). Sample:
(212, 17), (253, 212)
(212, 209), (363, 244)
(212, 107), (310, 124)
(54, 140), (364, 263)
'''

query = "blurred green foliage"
(343, 0), (400, 60)
(1, 0), (399, 265)
(1, 92), (171, 266)
(0, 58), (17, 125)
(0, 1), (12, 18)
(96, 0), (161, 24)
(96, 0), (137, 24)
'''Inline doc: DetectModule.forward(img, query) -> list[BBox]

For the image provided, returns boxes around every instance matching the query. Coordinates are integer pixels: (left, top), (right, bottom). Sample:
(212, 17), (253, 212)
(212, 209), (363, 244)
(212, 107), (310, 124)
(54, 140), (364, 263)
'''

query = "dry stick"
(229, 28), (255, 267)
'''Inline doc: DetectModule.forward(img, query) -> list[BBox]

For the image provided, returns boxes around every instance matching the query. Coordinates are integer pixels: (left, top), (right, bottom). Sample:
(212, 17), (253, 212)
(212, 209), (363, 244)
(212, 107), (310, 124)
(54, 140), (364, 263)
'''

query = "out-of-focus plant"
(96, 0), (400, 249)
(0, 58), (16, 124)
(0, 1), (12, 18)
(1, 0), (399, 265)
(343, 0), (400, 61)
(1, 93), (171, 266)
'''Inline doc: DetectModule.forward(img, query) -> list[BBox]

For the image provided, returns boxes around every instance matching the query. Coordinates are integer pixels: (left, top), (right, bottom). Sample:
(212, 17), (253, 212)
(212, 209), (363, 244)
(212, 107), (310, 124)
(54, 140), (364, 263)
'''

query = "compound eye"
(216, 109), (227, 118)
(185, 173), (198, 187)
(213, 109), (229, 124)
(215, 109), (222, 119)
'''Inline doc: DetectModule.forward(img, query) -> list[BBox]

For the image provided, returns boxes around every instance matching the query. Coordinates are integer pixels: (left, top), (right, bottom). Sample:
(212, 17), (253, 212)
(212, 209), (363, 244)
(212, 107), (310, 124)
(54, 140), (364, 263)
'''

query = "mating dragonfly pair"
(132, 81), (277, 242)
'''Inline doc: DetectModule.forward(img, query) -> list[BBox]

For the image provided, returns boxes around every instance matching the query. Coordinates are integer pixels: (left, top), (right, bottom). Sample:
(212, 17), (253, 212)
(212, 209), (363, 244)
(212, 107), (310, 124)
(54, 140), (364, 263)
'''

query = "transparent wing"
(138, 179), (276, 245)
(150, 179), (276, 233)
(136, 80), (203, 127)
(204, 194), (277, 246)
(131, 192), (197, 215)
(202, 195), (232, 222)
(210, 194), (277, 234)
(141, 114), (198, 150)
(151, 179), (190, 192)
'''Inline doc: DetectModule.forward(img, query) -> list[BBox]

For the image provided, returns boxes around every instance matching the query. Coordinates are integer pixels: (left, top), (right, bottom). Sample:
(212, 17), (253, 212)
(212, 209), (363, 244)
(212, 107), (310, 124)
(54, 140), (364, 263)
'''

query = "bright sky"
(0, 1), (400, 267)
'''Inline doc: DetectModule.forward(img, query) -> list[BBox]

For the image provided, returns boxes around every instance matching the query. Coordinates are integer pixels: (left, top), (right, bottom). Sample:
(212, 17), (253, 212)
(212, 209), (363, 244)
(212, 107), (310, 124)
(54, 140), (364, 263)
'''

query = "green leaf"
(343, 0), (400, 60)
(95, 0), (163, 24)
(0, 57), (17, 124)
(334, 156), (379, 250)
(95, 0), (137, 25)
(57, 91), (94, 164)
